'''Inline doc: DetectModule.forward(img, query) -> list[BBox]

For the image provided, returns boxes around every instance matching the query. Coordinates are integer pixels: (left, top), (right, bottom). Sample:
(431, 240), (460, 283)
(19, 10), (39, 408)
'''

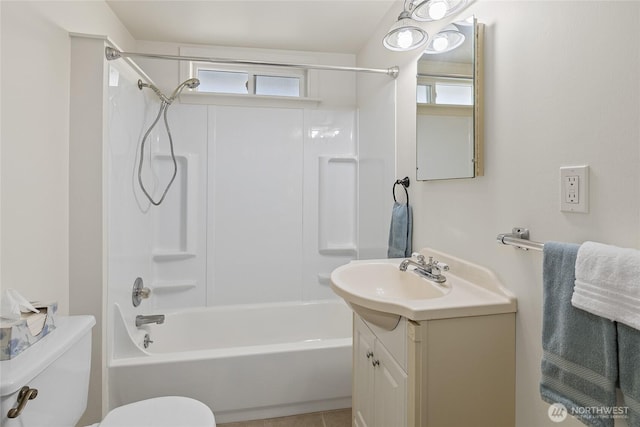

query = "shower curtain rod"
(105, 47), (399, 78)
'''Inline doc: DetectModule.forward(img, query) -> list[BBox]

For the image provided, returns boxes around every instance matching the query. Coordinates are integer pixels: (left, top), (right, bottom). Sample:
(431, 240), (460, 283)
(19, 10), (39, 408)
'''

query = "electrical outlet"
(560, 166), (589, 213)
(565, 176), (579, 203)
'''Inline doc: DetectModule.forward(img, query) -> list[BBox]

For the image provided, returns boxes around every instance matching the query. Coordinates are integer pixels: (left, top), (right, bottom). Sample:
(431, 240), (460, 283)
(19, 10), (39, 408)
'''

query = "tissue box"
(0, 302), (58, 360)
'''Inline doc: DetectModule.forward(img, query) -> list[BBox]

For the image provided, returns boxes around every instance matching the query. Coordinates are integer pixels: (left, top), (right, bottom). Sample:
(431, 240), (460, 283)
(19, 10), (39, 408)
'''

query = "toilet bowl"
(0, 315), (216, 427)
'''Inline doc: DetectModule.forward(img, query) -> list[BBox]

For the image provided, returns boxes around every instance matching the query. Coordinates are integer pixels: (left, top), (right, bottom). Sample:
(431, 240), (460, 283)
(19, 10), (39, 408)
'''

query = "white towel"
(571, 241), (640, 330)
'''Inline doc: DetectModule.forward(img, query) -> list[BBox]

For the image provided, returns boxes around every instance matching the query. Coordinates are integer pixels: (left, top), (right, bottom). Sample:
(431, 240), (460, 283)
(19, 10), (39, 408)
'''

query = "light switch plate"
(560, 165), (589, 213)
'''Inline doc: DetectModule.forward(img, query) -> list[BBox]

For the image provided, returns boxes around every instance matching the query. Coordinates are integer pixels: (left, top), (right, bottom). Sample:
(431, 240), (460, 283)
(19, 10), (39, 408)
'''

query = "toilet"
(0, 315), (216, 427)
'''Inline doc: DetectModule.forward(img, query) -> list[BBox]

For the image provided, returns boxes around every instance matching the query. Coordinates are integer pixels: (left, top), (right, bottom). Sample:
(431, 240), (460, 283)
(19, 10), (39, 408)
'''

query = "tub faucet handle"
(132, 277), (151, 307)
(143, 333), (153, 349)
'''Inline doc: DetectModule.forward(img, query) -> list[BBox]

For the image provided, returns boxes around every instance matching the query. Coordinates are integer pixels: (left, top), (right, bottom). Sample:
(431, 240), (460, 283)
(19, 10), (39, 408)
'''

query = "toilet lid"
(100, 396), (215, 427)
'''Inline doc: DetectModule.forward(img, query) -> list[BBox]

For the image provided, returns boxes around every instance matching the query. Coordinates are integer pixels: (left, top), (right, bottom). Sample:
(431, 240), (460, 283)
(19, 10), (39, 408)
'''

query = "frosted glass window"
(435, 83), (473, 105)
(197, 70), (248, 94)
(417, 84), (432, 104)
(255, 75), (300, 97)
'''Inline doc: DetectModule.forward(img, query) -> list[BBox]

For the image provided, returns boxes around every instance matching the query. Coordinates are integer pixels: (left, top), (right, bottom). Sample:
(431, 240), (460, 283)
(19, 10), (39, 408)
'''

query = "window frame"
(190, 61), (307, 98)
(417, 75), (473, 106)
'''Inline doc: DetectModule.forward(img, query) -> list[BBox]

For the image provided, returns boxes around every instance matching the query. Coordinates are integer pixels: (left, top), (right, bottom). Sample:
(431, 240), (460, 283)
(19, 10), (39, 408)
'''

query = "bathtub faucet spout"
(135, 314), (165, 327)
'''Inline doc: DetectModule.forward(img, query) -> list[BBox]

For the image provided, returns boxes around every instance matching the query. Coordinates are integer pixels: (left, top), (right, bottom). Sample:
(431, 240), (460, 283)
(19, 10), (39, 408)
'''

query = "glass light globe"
(383, 12), (428, 51)
(423, 25), (465, 54)
(397, 30), (414, 49)
(432, 35), (449, 52)
(412, 0), (469, 22)
(428, 1), (448, 20)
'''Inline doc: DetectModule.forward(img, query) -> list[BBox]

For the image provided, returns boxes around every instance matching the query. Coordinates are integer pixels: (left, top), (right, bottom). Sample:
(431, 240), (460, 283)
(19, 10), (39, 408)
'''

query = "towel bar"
(497, 227), (544, 251)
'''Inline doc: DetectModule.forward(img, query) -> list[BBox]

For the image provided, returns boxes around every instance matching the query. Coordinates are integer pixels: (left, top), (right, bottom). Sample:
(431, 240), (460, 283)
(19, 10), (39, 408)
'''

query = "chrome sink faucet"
(399, 253), (449, 283)
(399, 252), (428, 271)
(135, 314), (165, 328)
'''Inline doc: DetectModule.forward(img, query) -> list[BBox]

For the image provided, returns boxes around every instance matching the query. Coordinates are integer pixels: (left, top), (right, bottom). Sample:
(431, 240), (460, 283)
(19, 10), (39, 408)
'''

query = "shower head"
(184, 78), (200, 89)
(169, 78), (200, 102)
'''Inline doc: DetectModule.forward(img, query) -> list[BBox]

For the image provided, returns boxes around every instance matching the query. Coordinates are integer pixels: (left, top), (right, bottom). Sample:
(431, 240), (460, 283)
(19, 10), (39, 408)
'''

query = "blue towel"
(541, 242), (618, 427)
(618, 323), (640, 427)
(387, 202), (412, 258)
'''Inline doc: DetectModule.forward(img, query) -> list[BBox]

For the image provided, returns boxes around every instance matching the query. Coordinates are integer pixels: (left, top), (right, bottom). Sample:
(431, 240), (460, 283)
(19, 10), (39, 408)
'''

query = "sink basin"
(332, 261), (449, 300)
(330, 249), (517, 329)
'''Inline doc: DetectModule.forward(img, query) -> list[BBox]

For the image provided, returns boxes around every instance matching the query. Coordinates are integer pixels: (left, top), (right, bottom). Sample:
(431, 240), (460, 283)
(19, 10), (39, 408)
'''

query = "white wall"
(356, 73), (398, 259)
(1, 3), (134, 425)
(0, 1), (134, 315)
(356, 1), (428, 260)
(1, 1), (72, 313)
(359, 2), (640, 427)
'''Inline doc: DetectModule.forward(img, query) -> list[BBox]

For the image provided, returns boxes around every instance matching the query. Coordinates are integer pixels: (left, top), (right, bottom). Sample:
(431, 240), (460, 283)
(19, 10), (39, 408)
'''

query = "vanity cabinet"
(352, 311), (515, 427)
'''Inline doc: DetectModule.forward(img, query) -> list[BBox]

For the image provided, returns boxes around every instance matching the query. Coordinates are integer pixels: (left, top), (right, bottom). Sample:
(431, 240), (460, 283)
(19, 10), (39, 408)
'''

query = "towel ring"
(393, 177), (410, 205)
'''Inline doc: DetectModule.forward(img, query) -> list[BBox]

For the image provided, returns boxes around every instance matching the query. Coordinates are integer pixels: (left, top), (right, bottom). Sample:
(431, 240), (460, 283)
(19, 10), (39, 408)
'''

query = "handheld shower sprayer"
(169, 78), (200, 102)
(137, 78), (201, 206)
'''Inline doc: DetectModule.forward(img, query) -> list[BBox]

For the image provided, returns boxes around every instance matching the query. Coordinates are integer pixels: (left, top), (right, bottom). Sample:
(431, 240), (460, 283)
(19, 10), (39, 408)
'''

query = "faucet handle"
(411, 252), (426, 264)
(436, 261), (449, 271)
(132, 277), (151, 307)
(430, 260), (449, 276)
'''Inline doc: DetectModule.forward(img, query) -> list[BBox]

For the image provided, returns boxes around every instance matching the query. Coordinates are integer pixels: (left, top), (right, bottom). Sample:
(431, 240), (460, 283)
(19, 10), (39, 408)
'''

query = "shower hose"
(138, 99), (177, 206)
(137, 78), (199, 206)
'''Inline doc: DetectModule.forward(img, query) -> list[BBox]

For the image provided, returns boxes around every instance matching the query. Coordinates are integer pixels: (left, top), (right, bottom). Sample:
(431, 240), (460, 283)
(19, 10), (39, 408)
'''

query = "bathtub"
(108, 300), (353, 423)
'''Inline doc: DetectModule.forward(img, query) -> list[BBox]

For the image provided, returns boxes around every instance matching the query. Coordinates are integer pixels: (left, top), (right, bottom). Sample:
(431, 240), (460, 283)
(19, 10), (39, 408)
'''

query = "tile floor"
(218, 408), (351, 427)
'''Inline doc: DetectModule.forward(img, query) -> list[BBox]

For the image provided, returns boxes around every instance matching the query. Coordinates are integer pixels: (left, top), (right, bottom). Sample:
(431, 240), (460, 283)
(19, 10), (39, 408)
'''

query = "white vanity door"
(373, 337), (408, 427)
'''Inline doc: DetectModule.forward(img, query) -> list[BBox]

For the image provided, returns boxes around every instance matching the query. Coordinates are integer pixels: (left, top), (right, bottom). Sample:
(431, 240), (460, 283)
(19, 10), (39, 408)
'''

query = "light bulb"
(397, 29), (414, 49)
(428, 0), (448, 20)
(383, 12), (428, 51)
(432, 35), (449, 52)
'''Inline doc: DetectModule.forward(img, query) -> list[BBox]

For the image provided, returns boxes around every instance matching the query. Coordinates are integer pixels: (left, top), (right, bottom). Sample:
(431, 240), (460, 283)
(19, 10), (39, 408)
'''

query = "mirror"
(416, 18), (483, 181)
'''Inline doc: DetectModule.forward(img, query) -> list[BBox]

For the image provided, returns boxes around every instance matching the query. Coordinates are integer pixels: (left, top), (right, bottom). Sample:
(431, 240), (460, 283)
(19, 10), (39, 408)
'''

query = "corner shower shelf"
(150, 152), (198, 262)
(152, 252), (196, 262)
(318, 155), (357, 258)
(317, 273), (331, 286)
(318, 246), (357, 256)
(151, 281), (197, 293)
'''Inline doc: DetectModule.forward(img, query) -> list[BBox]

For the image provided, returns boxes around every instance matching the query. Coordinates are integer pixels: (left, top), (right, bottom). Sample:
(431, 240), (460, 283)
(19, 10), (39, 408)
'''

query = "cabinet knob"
(366, 351), (373, 359)
(372, 359), (380, 367)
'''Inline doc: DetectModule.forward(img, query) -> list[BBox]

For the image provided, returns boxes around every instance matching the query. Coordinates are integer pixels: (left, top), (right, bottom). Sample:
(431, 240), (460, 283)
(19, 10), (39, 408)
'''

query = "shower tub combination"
(109, 300), (353, 424)
(104, 44), (359, 424)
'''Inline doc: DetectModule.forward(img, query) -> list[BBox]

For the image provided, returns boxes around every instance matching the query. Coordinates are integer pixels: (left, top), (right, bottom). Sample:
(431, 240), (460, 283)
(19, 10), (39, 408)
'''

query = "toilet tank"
(0, 316), (95, 427)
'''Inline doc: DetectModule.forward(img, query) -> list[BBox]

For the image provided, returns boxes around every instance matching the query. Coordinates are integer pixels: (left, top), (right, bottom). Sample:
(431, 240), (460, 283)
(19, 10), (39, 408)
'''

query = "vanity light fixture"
(382, 8), (428, 51)
(423, 24), (465, 54)
(412, 0), (468, 22)
(383, 0), (471, 52)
